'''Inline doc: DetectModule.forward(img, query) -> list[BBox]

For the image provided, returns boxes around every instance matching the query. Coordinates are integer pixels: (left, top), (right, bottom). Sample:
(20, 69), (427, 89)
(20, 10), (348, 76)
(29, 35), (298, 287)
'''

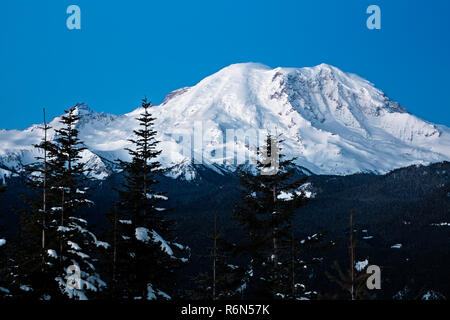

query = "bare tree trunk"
(112, 205), (118, 298)
(213, 213), (217, 300)
(272, 186), (278, 266)
(350, 210), (355, 300)
(291, 220), (295, 298)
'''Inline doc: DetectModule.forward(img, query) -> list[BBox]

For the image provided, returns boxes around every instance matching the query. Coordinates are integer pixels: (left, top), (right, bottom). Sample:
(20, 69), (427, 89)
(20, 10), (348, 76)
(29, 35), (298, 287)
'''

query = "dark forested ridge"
(1, 161), (449, 299)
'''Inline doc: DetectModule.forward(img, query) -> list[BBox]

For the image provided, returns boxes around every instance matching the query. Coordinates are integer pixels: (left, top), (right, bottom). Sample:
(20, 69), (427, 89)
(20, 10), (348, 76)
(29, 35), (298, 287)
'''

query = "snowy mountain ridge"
(1, 62), (450, 182)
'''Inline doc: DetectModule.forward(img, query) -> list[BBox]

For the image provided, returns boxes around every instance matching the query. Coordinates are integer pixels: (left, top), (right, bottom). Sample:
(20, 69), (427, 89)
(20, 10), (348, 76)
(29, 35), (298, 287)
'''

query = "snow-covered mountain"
(1, 62), (450, 182)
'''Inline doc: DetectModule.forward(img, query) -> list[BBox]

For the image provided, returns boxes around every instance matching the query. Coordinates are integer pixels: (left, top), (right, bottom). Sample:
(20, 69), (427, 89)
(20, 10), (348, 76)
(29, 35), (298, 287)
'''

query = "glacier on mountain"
(1, 62), (450, 181)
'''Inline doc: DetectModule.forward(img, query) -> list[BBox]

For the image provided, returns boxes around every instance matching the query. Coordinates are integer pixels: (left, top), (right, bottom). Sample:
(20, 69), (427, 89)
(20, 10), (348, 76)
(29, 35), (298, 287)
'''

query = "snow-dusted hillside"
(1, 62), (450, 182)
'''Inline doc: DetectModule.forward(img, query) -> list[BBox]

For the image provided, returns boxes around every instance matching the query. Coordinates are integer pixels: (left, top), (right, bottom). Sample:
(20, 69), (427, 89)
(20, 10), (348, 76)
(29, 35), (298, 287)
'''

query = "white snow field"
(1, 62), (450, 181)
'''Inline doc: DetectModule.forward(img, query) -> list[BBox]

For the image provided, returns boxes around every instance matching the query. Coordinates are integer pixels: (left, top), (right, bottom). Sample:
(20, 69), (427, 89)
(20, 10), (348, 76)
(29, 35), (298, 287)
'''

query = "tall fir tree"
(233, 134), (328, 299)
(17, 106), (108, 300)
(106, 98), (188, 300)
(50, 106), (109, 300)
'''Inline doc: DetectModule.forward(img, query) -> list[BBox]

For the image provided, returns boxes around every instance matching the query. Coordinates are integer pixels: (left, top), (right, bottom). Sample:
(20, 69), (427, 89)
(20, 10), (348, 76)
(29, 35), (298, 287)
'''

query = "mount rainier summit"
(1, 62), (450, 182)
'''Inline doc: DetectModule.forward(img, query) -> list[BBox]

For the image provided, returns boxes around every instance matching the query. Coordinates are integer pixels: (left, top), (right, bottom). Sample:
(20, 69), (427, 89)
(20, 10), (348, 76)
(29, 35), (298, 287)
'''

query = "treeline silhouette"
(0, 100), (448, 300)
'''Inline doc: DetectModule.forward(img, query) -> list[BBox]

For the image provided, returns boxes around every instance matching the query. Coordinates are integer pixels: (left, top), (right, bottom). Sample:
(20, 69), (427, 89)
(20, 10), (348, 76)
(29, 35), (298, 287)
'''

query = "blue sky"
(1, 0), (450, 129)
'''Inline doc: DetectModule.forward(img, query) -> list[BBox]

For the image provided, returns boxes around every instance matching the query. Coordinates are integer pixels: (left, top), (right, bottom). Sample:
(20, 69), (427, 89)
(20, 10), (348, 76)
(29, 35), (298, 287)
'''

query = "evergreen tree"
(0, 183), (12, 298)
(0, 239), (9, 298)
(233, 134), (326, 299)
(106, 98), (188, 300)
(50, 106), (108, 300)
(17, 106), (108, 300)
(1, 183), (22, 299)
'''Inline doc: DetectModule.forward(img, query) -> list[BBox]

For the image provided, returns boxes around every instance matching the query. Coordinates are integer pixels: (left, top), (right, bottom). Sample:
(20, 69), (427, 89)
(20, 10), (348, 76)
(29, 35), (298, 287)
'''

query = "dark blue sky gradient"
(1, 0), (449, 129)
